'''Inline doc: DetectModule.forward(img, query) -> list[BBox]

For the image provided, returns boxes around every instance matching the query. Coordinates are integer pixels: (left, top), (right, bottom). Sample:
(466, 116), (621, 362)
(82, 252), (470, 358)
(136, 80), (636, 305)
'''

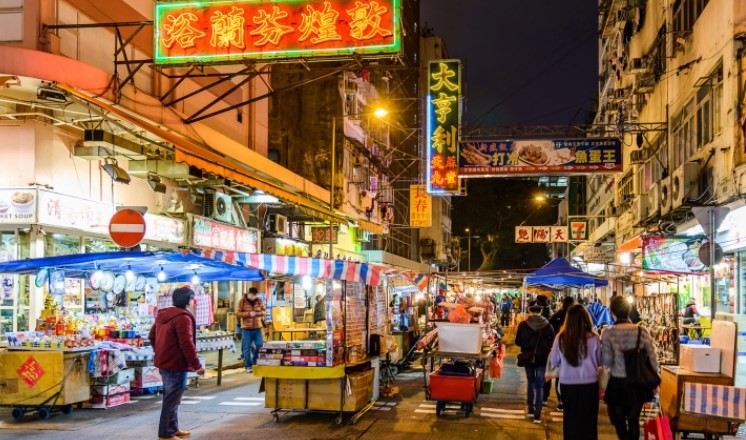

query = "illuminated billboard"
(154, 0), (400, 64)
(426, 59), (461, 195)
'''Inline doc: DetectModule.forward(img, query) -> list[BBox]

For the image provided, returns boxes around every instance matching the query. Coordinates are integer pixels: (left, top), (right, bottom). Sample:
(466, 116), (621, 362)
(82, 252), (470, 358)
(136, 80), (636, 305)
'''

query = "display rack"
(637, 292), (679, 365)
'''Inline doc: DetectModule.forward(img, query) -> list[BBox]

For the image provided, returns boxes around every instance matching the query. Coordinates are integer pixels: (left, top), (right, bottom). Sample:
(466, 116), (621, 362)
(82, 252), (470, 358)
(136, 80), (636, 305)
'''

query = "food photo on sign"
(642, 236), (707, 274)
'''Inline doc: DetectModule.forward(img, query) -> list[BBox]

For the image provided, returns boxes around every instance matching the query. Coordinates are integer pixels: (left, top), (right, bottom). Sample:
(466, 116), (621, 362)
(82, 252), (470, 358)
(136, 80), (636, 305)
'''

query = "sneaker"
(557, 403), (564, 411)
(533, 418), (542, 424)
(245, 367), (253, 373)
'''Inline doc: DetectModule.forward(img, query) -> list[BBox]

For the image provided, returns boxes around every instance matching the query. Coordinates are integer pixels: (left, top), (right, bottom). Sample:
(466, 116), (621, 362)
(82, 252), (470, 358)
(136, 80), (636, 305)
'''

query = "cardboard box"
(90, 391), (130, 408)
(437, 323), (484, 354)
(307, 370), (373, 412)
(265, 378), (307, 409)
(680, 345), (721, 373)
(131, 366), (163, 388)
(91, 383), (130, 397)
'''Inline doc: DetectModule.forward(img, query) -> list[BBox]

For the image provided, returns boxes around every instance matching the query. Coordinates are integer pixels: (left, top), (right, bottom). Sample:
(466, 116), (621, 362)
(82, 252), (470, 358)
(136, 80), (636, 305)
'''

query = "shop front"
(0, 188), (186, 336)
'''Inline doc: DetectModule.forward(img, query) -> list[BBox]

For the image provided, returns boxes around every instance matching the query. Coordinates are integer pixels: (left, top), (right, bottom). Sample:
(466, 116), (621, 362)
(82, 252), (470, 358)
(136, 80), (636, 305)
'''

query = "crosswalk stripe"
(218, 402), (262, 407)
(480, 413), (525, 420)
(414, 409), (435, 414)
(549, 411), (563, 416)
(373, 406), (393, 411)
(182, 396), (216, 400)
(234, 397), (264, 401)
(180, 401), (201, 405)
(552, 417), (563, 423)
(479, 408), (525, 414)
(419, 404), (436, 409)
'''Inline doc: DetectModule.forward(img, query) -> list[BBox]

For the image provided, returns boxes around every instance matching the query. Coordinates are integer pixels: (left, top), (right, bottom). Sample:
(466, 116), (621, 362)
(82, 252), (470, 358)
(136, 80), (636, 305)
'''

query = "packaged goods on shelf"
(256, 358), (282, 366)
(89, 390), (131, 408)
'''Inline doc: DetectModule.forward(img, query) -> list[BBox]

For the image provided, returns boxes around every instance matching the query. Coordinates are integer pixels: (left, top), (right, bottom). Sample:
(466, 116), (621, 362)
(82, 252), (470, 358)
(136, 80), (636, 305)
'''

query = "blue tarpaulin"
(586, 301), (614, 327)
(524, 258), (608, 287)
(0, 251), (264, 282)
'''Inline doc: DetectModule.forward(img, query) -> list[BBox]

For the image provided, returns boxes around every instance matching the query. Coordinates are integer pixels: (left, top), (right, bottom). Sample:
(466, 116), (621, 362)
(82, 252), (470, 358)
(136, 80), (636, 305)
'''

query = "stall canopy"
(193, 249), (428, 289)
(524, 258), (609, 287)
(0, 251), (264, 282)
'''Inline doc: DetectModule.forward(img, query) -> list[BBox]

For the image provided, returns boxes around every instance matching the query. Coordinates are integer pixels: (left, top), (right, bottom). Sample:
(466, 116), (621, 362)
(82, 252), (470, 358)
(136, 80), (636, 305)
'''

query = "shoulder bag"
(623, 326), (661, 389)
(517, 332), (541, 367)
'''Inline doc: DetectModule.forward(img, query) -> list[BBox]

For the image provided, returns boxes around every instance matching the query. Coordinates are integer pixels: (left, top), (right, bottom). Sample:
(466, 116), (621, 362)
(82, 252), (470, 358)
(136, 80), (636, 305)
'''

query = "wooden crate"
(0, 350), (90, 406)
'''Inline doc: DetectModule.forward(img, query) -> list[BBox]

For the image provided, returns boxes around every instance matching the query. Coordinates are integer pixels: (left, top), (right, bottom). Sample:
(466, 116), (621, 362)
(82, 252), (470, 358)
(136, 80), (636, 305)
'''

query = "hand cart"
(423, 350), (489, 417)
(0, 349), (91, 421)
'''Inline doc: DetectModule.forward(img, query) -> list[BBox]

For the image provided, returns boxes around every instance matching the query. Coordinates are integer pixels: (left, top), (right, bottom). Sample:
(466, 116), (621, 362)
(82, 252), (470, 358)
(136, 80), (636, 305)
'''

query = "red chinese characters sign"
(17, 356), (45, 388)
(192, 215), (260, 253)
(154, 0), (400, 64)
(409, 184), (431, 227)
(427, 59), (461, 194)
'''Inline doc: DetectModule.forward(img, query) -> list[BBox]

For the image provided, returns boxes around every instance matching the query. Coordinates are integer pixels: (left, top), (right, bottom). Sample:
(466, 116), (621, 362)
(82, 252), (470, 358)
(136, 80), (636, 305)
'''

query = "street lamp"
(329, 106), (388, 258)
(465, 228), (471, 271)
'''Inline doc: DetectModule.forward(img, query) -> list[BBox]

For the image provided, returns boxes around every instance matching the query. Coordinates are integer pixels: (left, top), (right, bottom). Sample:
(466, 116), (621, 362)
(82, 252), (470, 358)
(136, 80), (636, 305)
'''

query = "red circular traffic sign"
(109, 209), (147, 248)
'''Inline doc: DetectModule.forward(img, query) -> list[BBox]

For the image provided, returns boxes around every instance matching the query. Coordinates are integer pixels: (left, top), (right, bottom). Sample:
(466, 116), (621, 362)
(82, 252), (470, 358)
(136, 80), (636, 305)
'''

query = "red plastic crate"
(429, 369), (482, 402)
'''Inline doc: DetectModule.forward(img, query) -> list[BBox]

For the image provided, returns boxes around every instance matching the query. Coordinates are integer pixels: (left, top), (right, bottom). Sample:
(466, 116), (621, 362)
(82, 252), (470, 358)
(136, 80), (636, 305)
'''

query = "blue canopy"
(587, 302), (614, 327)
(524, 258), (608, 287)
(0, 251), (264, 283)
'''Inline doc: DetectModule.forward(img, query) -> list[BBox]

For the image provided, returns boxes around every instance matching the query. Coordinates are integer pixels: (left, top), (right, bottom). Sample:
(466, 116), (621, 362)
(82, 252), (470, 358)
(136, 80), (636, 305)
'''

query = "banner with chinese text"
(460, 138), (622, 176)
(515, 226), (571, 243)
(427, 59), (461, 194)
(155, 0), (400, 64)
(409, 184), (432, 227)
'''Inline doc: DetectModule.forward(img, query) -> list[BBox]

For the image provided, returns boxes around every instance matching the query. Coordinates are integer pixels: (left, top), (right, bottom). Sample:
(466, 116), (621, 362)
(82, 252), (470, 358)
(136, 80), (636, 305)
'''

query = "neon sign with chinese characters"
(426, 60), (461, 194)
(154, 0), (400, 64)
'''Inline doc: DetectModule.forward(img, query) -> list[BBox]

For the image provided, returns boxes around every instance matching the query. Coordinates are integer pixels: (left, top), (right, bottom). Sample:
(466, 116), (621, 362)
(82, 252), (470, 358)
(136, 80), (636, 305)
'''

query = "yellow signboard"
(410, 184), (432, 227)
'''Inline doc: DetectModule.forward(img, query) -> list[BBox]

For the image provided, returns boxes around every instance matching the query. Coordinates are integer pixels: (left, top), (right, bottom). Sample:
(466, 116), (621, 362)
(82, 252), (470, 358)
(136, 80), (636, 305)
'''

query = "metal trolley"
(423, 350), (489, 418)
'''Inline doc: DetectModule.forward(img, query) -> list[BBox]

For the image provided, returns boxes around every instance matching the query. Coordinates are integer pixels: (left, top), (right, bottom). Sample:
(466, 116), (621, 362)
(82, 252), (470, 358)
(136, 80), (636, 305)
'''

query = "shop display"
(257, 340), (327, 366)
(637, 293), (679, 365)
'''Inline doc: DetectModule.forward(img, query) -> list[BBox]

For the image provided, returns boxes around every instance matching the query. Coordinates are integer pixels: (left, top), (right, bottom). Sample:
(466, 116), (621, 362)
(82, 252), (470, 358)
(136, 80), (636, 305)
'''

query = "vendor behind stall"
(313, 294), (325, 324)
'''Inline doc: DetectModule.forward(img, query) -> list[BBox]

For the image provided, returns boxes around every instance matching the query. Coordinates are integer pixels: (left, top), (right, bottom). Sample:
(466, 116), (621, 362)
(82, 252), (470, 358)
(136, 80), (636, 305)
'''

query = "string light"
(125, 266), (135, 280)
(157, 266), (167, 282)
(191, 272), (200, 285)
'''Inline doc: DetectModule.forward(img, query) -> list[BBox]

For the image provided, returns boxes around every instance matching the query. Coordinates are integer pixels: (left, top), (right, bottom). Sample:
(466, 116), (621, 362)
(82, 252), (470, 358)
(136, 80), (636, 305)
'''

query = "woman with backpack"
(548, 304), (601, 439)
(601, 296), (659, 440)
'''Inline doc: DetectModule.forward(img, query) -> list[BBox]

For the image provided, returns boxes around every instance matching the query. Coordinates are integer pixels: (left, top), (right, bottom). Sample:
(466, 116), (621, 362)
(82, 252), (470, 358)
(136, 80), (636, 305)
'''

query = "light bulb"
(157, 268), (167, 282)
(125, 268), (135, 280)
(302, 276), (312, 290)
(626, 296), (634, 304)
(191, 273), (200, 285)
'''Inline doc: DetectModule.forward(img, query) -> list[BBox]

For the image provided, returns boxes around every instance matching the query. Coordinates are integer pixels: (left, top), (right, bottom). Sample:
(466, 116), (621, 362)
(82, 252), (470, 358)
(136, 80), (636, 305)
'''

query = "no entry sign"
(109, 209), (147, 248)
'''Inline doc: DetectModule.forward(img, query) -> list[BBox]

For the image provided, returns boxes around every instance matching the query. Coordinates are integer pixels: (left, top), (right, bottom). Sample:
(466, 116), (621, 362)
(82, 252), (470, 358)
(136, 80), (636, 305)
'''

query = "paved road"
(0, 346), (741, 440)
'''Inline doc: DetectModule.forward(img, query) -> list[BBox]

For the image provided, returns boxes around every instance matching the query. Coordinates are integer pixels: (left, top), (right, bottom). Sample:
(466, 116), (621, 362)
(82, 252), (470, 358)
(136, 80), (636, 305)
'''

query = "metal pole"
(709, 208), (716, 323)
(467, 230), (472, 272)
(329, 117), (336, 259)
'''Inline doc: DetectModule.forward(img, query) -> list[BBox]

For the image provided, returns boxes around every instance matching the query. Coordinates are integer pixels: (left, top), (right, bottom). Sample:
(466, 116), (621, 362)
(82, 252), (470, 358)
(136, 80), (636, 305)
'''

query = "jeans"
(500, 311), (511, 327)
(159, 369), (187, 438)
(241, 328), (263, 368)
(524, 366), (546, 418)
(561, 382), (599, 440)
(608, 400), (643, 440)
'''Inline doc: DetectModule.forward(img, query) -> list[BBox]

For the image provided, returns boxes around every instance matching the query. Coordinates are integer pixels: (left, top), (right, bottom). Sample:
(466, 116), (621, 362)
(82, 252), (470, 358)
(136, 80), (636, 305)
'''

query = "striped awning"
(192, 249), (427, 289)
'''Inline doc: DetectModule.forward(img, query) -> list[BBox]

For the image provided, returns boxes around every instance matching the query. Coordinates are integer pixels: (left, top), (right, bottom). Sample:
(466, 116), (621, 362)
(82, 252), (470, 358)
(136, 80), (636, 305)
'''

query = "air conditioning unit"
(356, 230), (371, 242)
(630, 150), (646, 164)
(646, 182), (660, 219)
(671, 162), (700, 210)
(206, 191), (233, 223)
(660, 176), (672, 216)
(268, 214), (288, 236)
(632, 196), (646, 225)
(630, 57), (648, 73)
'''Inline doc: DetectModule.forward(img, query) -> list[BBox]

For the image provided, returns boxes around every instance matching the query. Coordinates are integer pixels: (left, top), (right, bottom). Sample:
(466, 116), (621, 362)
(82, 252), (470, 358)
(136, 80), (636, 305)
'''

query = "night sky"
(421, 0), (599, 128)
(420, 1), (600, 269)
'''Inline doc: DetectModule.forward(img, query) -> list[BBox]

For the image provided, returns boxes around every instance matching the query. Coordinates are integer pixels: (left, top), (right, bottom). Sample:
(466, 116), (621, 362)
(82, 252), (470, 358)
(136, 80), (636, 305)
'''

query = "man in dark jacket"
(515, 304), (555, 424)
(149, 287), (204, 440)
(498, 294), (512, 327)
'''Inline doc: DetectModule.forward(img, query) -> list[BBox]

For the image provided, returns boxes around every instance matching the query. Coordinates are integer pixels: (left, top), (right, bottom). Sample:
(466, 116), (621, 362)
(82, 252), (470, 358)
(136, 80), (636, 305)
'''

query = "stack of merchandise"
(256, 340), (329, 367)
(715, 313), (746, 386)
(89, 369), (134, 408)
(345, 285), (367, 364)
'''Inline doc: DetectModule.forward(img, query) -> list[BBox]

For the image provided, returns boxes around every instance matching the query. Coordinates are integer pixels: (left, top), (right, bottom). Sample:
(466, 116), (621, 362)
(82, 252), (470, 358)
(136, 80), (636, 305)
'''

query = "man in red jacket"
(149, 287), (204, 440)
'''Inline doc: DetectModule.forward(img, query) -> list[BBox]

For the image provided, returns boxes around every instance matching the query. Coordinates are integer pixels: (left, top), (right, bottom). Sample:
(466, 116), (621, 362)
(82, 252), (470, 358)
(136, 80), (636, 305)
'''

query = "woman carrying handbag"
(601, 296), (660, 440)
(548, 304), (602, 439)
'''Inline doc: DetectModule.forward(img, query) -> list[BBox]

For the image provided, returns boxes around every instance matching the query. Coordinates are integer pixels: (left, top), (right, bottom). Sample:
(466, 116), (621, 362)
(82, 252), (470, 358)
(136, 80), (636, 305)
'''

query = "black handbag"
(623, 326), (661, 389)
(517, 333), (541, 367)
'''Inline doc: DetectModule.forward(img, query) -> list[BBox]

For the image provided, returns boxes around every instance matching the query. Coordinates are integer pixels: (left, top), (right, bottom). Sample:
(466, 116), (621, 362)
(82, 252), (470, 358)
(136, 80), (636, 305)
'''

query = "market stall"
(191, 249), (427, 424)
(0, 250), (263, 415)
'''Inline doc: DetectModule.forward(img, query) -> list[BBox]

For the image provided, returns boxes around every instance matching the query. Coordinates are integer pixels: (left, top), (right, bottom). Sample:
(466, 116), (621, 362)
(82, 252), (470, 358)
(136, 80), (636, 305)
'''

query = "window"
(672, 0), (710, 34)
(672, 63), (722, 167)
(0, 0), (22, 42)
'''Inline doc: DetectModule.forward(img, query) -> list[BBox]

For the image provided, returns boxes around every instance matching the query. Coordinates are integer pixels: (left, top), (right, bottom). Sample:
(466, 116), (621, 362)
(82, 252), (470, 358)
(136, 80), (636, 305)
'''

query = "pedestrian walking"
(236, 287), (266, 373)
(601, 296), (659, 440)
(499, 294), (512, 327)
(547, 296), (576, 410)
(530, 295), (553, 404)
(549, 304), (601, 439)
(515, 304), (555, 423)
(148, 286), (204, 440)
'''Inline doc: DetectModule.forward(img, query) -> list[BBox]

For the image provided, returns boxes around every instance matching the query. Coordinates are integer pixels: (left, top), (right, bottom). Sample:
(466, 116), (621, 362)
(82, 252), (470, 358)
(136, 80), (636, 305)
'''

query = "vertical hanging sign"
(427, 59), (461, 194)
(409, 184), (432, 227)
